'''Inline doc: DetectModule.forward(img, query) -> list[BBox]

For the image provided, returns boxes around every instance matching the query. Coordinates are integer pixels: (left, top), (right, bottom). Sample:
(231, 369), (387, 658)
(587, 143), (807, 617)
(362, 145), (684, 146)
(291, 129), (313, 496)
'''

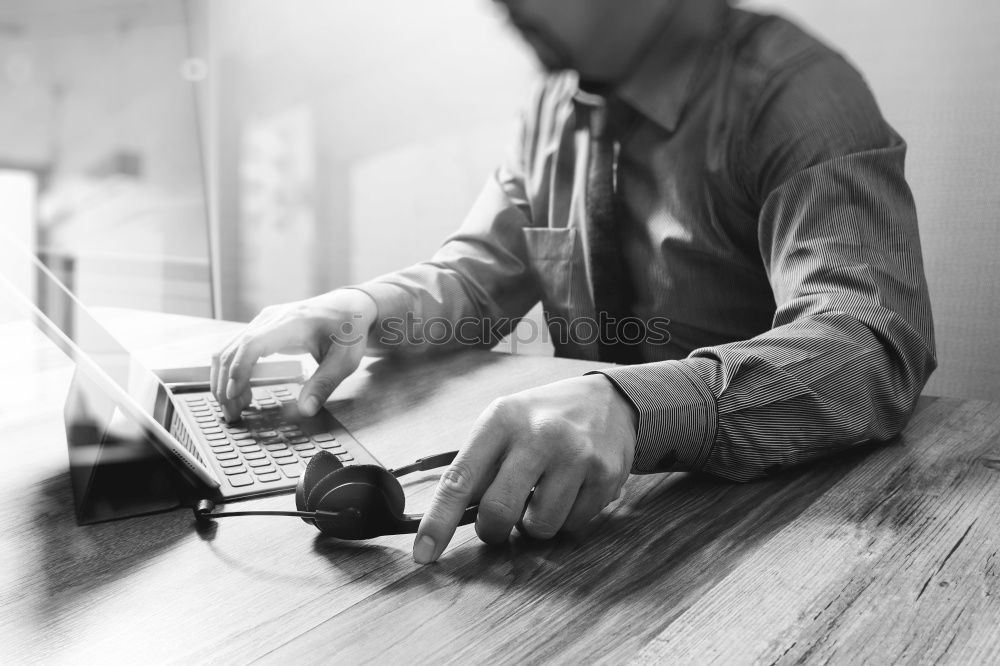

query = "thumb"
(298, 345), (356, 416)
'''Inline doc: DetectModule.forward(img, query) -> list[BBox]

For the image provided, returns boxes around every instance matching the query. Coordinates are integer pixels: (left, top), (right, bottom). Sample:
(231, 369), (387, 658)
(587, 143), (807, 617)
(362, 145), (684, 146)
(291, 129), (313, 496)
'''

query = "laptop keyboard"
(177, 384), (366, 492)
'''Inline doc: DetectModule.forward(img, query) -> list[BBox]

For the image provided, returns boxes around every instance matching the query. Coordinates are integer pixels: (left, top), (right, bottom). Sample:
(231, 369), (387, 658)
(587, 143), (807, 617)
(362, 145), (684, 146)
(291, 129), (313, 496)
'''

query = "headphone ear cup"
(353, 465), (406, 518)
(312, 465), (406, 516)
(296, 450), (344, 524)
(311, 465), (408, 539)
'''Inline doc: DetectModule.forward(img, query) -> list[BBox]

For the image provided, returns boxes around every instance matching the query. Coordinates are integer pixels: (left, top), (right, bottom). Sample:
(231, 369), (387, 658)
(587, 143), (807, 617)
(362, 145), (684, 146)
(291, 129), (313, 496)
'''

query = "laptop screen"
(0, 236), (220, 519)
(0, 240), (169, 432)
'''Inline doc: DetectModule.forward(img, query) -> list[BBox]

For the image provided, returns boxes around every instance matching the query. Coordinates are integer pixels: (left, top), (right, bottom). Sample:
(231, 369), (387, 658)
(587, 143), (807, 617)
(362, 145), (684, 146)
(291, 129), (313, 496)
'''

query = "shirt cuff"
(344, 281), (414, 348)
(591, 358), (719, 474)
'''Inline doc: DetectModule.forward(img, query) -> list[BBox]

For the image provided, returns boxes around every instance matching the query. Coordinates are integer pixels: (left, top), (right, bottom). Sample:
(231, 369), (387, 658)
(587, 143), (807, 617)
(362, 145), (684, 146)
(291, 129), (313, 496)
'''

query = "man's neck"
(611, 0), (730, 132)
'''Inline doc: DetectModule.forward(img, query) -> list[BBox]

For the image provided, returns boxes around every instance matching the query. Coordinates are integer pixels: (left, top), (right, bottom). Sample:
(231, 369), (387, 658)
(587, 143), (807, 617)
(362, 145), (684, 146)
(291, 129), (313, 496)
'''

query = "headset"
(194, 450), (478, 540)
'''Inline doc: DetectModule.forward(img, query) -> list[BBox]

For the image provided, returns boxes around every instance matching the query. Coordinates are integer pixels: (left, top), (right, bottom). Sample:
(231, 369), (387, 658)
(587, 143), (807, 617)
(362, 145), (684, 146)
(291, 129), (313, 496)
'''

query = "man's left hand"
(412, 374), (638, 564)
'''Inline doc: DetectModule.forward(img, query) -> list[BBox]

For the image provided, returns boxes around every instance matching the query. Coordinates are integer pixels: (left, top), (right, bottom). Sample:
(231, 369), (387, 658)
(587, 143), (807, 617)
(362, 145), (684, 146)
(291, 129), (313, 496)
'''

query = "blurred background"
(0, 0), (997, 399)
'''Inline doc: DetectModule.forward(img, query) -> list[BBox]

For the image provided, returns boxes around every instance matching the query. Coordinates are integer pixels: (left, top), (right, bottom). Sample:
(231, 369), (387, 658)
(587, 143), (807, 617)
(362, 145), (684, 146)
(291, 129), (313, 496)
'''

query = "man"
(212, 0), (936, 564)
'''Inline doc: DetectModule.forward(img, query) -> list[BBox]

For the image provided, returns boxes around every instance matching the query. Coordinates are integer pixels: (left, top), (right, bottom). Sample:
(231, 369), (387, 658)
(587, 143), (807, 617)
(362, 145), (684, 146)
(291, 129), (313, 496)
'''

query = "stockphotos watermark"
(330, 312), (671, 353)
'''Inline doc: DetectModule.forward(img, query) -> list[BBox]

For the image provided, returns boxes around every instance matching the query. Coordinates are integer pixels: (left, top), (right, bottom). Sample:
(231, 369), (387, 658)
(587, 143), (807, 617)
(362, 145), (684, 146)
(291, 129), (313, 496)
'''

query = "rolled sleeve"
(592, 357), (719, 474)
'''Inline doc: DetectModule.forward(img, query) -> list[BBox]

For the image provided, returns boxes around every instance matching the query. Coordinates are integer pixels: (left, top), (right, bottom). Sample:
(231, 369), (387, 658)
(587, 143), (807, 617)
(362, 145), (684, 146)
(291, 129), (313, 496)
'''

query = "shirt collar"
(607, 2), (731, 133)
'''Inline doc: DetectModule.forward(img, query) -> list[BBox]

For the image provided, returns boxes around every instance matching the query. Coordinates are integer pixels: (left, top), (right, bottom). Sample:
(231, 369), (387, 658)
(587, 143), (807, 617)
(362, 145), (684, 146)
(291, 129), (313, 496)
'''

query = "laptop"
(0, 240), (381, 515)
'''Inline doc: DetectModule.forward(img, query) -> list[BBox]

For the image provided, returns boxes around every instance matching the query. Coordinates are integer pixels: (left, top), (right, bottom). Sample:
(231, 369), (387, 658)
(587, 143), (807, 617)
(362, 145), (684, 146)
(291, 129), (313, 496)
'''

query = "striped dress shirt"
(355, 6), (937, 481)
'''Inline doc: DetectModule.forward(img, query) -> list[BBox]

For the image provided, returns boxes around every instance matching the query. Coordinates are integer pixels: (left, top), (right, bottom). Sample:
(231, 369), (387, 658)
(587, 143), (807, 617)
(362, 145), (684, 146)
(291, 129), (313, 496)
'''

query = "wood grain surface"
(1, 309), (998, 665)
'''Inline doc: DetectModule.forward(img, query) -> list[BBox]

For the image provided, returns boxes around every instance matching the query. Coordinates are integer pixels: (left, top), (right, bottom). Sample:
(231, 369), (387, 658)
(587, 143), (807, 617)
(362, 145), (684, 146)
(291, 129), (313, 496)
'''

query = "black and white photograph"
(1, 0), (998, 663)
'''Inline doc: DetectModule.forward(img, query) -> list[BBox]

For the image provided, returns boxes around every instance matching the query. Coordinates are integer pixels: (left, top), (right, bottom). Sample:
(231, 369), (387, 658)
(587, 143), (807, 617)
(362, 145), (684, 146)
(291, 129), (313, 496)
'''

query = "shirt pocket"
(522, 227), (583, 319)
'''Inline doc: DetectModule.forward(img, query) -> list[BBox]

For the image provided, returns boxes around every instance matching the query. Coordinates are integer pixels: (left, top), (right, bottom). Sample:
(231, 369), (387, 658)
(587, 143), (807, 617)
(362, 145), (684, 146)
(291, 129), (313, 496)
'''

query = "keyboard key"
(288, 437), (310, 445)
(256, 430), (278, 439)
(224, 465), (248, 475)
(195, 416), (217, 424)
(311, 433), (335, 443)
(248, 458), (273, 468)
(291, 443), (316, 452)
(185, 396), (206, 404)
(252, 465), (277, 476)
(336, 454), (354, 462)
(243, 451), (267, 461)
(202, 426), (223, 435)
(281, 466), (302, 479)
(270, 450), (294, 459)
(318, 441), (344, 450)
(210, 444), (235, 453)
(228, 426), (249, 435)
(264, 443), (288, 452)
(219, 458), (244, 468)
(275, 456), (299, 465)
(204, 432), (227, 441)
(298, 449), (317, 458)
(231, 433), (253, 441)
(227, 473), (254, 488)
(277, 425), (298, 432)
(190, 407), (211, 414)
(256, 471), (281, 483)
(215, 451), (239, 461)
(237, 444), (263, 453)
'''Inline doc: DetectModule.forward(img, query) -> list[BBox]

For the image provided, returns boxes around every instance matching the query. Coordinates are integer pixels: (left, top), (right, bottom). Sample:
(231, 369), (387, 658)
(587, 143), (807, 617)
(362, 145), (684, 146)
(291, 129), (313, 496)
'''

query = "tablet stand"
(64, 368), (198, 524)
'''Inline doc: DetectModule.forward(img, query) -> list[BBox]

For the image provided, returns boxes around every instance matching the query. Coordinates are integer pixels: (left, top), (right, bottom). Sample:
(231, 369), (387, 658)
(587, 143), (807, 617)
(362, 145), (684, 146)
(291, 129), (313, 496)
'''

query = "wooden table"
(1, 309), (999, 665)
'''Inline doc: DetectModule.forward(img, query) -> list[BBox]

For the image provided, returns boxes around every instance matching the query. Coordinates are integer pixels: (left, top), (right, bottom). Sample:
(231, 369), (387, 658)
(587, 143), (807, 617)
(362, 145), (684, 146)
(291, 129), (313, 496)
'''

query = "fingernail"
(413, 535), (437, 564)
(225, 379), (237, 400)
(300, 395), (319, 416)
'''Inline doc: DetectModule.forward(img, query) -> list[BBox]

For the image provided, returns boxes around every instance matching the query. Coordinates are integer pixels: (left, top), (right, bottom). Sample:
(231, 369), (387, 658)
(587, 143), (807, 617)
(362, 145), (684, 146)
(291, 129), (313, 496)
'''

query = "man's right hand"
(210, 289), (378, 422)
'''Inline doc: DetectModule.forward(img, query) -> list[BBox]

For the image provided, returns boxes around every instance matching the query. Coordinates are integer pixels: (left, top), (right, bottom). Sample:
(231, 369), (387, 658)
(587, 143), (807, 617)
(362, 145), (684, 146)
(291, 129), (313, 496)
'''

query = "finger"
(518, 470), (583, 540)
(297, 343), (356, 416)
(217, 341), (246, 422)
(215, 343), (239, 408)
(475, 452), (542, 545)
(413, 401), (512, 564)
(226, 330), (283, 396)
(561, 482), (616, 533)
(221, 326), (294, 416)
(217, 345), (266, 422)
(212, 329), (248, 401)
(231, 387), (253, 420)
(210, 351), (221, 402)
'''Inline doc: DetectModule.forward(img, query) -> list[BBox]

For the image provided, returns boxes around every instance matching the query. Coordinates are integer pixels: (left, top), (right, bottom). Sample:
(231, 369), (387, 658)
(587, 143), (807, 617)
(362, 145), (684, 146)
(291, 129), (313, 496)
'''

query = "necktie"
(580, 93), (641, 364)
